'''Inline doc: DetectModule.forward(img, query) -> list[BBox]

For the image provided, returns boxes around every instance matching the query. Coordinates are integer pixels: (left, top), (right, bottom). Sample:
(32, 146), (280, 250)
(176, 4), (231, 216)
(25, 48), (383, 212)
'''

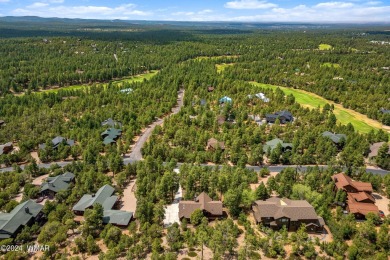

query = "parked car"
(379, 210), (385, 218)
(35, 197), (44, 203)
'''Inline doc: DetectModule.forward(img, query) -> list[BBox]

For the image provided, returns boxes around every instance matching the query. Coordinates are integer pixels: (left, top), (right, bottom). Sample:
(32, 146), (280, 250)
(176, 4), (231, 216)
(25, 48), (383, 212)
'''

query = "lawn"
(250, 82), (390, 134)
(36, 70), (159, 94)
(319, 44), (333, 50)
(321, 63), (340, 68)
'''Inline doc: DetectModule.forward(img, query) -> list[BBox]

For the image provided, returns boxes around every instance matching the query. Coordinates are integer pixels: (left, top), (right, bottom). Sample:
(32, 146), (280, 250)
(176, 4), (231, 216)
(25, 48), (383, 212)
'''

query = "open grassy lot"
(216, 63), (234, 73)
(192, 55), (239, 61)
(250, 82), (390, 134)
(321, 62), (340, 68)
(37, 70), (159, 94)
(319, 44), (333, 50)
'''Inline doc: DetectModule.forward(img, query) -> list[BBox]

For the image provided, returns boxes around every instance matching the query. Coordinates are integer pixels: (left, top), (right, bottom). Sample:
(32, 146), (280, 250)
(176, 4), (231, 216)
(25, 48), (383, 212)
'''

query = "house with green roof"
(101, 128), (122, 145)
(40, 172), (75, 198)
(322, 131), (346, 146)
(0, 200), (44, 239)
(72, 184), (133, 226)
(263, 138), (293, 153)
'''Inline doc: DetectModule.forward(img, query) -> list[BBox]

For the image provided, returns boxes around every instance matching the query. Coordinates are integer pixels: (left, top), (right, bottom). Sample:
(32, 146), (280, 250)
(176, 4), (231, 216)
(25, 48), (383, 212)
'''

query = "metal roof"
(0, 200), (43, 238)
(103, 210), (133, 226)
(72, 184), (116, 212)
(40, 172), (75, 193)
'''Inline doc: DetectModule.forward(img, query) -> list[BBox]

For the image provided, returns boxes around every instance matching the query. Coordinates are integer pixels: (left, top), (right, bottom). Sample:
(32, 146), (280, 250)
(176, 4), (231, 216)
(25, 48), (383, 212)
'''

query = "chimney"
(25, 207), (30, 214)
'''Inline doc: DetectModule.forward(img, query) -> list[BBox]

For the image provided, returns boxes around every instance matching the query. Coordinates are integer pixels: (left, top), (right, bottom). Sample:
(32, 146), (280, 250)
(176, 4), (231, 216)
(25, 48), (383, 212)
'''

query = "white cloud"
(225, 0), (277, 9)
(12, 3), (152, 19)
(315, 2), (354, 8)
(365, 1), (381, 5)
(27, 2), (49, 8)
(170, 9), (216, 21)
(228, 3), (390, 22)
(0, 0), (10, 3)
(47, 0), (64, 3)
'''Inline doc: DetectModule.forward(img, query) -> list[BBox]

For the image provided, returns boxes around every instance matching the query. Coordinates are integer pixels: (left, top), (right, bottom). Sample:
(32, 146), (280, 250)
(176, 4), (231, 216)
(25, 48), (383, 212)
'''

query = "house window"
(280, 218), (288, 223)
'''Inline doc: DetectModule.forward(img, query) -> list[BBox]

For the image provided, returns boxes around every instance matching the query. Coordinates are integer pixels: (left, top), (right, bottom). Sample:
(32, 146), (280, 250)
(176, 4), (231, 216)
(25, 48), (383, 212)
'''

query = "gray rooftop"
(41, 172), (75, 193)
(0, 200), (43, 239)
(263, 138), (293, 153)
(102, 118), (122, 128)
(322, 131), (346, 144)
(103, 210), (133, 226)
(72, 184), (117, 212)
(39, 136), (75, 150)
(253, 197), (321, 222)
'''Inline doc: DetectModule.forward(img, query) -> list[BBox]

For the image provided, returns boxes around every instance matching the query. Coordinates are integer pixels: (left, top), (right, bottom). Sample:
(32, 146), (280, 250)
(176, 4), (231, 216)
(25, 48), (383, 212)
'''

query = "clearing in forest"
(216, 63), (234, 73)
(319, 44), (333, 50)
(250, 82), (390, 134)
(321, 63), (340, 68)
(35, 70), (159, 94)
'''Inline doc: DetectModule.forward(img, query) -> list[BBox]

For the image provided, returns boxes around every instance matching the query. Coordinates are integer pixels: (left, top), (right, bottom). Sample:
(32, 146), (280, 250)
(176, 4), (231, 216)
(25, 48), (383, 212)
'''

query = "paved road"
(1, 87), (389, 176)
(1, 157), (388, 175)
(126, 89), (184, 161)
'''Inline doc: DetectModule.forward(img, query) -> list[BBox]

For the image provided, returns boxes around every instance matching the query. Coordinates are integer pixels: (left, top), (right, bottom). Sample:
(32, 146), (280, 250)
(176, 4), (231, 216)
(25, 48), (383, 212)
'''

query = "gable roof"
(39, 136), (75, 150)
(207, 138), (225, 150)
(0, 200), (43, 238)
(332, 173), (373, 193)
(101, 118), (122, 128)
(72, 184), (117, 212)
(369, 142), (390, 158)
(266, 110), (293, 123)
(263, 138), (293, 153)
(253, 197), (321, 222)
(103, 210), (133, 226)
(348, 200), (379, 216)
(41, 172), (75, 193)
(322, 131), (346, 144)
(348, 192), (375, 203)
(179, 192), (223, 219)
(101, 128), (122, 145)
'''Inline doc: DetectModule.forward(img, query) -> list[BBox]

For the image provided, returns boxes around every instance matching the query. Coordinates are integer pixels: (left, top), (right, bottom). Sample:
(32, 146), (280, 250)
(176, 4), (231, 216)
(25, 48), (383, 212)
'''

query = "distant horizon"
(1, 15), (390, 25)
(0, 0), (389, 23)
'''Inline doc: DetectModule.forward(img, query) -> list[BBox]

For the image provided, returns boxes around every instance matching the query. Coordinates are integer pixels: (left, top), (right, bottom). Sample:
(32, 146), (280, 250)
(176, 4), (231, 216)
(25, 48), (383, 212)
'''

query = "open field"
(216, 63), (234, 73)
(250, 82), (390, 134)
(191, 55), (239, 62)
(319, 44), (333, 50)
(34, 70), (159, 94)
(321, 62), (340, 68)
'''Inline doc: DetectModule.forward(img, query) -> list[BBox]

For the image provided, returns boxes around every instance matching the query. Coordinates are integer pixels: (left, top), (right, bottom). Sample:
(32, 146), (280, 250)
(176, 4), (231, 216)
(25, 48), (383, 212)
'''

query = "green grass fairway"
(216, 63), (234, 73)
(250, 82), (390, 134)
(37, 70), (159, 94)
(321, 63), (340, 68)
(319, 44), (333, 50)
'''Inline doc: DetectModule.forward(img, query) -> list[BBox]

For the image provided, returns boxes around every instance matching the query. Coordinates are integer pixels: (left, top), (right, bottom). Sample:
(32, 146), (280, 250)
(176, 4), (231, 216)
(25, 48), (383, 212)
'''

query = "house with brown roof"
(332, 173), (373, 194)
(207, 138), (225, 151)
(179, 192), (223, 220)
(0, 142), (13, 156)
(207, 86), (215, 92)
(332, 173), (379, 219)
(252, 197), (324, 233)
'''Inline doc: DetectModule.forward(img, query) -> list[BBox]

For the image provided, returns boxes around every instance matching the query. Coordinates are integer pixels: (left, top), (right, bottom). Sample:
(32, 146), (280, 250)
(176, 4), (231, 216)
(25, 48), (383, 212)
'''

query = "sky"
(0, 0), (389, 23)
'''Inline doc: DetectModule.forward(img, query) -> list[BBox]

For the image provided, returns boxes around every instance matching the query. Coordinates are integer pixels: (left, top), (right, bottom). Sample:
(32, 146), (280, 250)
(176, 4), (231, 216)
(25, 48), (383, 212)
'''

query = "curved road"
(0, 87), (389, 176)
(126, 89), (184, 161)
